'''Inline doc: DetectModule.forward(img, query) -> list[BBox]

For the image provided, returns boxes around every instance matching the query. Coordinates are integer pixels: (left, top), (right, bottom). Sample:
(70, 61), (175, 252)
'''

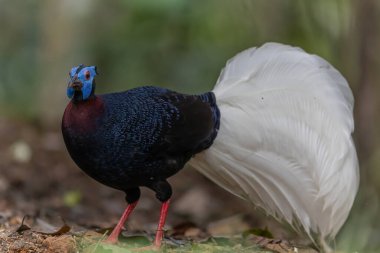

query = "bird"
(61, 42), (359, 252)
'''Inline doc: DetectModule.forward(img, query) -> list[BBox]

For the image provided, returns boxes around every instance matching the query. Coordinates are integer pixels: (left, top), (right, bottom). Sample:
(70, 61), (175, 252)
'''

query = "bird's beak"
(68, 75), (83, 91)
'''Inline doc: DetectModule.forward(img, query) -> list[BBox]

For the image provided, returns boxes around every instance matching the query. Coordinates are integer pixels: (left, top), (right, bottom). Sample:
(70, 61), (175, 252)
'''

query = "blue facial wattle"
(67, 65), (98, 100)
(67, 87), (75, 98)
(81, 79), (93, 100)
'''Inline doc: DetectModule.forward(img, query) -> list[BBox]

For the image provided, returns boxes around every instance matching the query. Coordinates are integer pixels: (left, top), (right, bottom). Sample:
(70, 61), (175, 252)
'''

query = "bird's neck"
(72, 93), (96, 104)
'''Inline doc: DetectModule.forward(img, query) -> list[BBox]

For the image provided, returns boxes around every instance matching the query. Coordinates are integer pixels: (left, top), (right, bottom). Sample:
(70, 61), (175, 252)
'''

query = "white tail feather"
(190, 43), (359, 246)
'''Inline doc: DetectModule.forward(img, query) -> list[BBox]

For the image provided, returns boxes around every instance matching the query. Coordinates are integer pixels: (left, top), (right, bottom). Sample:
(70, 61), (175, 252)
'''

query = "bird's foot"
(104, 201), (139, 244)
(104, 235), (119, 244)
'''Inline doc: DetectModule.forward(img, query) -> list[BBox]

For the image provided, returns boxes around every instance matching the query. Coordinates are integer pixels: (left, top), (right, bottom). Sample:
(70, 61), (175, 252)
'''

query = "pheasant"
(62, 43), (359, 252)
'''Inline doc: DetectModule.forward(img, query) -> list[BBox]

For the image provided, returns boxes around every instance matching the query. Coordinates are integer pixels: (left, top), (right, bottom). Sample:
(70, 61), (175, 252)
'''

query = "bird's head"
(67, 64), (98, 101)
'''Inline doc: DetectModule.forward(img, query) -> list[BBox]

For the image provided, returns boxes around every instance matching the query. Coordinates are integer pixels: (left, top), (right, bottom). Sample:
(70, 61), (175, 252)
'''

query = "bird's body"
(62, 86), (220, 200)
(62, 43), (358, 252)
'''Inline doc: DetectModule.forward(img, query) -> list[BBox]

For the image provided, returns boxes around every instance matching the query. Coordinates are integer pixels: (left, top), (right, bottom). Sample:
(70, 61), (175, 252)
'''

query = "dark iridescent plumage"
(62, 65), (220, 246)
(62, 86), (220, 201)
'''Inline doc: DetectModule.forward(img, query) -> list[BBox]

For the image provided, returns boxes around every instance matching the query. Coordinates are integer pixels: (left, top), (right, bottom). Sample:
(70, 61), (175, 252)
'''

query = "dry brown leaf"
(33, 218), (71, 236)
(249, 235), (319, 253)
(14, 216), (31, 234)
(44, 235), (76, 253)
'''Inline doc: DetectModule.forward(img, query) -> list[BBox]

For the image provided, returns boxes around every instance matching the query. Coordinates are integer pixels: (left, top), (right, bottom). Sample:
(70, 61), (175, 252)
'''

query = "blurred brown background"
(0, 0), (379, 252)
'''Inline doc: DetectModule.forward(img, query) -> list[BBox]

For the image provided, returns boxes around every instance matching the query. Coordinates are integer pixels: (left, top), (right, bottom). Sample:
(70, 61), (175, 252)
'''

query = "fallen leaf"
(15, 216), (31, 233)
(248, 235), (318, 253)
(168, 221), (209, 242)
(44, 235), (76, 253)
(33, 218), (71, 236)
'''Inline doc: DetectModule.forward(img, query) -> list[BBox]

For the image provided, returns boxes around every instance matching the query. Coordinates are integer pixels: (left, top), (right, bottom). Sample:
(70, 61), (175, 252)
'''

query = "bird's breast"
(62, 97), (105, 134)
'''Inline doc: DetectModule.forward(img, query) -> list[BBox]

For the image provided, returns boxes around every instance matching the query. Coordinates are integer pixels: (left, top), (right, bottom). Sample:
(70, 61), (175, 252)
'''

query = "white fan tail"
(190, 43), (359, 246)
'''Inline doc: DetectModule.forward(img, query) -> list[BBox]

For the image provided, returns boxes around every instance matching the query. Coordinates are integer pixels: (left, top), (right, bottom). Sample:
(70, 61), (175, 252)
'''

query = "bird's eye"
(85, 70), (91, 80)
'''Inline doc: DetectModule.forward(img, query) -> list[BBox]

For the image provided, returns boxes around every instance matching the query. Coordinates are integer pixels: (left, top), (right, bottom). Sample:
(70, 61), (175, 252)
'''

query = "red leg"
(106, 201), (138, 243)
(154, 199), (170, 247)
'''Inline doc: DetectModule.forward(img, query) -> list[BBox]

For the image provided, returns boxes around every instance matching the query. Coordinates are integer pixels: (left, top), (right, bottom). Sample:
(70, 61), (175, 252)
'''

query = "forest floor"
(0, 118), (317, 253)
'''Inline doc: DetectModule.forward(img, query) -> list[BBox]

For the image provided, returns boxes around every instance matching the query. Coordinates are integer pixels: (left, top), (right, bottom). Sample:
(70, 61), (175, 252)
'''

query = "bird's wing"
(190, 43), (359, 241)
(150, 91), (215, 157)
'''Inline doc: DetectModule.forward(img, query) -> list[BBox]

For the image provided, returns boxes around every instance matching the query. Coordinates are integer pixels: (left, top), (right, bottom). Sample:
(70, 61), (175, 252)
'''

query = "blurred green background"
(0, 0), (379, 252)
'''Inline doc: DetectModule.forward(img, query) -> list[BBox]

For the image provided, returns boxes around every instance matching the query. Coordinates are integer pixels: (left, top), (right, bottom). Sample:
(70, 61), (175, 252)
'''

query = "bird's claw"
(104, 236), (119, 244)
